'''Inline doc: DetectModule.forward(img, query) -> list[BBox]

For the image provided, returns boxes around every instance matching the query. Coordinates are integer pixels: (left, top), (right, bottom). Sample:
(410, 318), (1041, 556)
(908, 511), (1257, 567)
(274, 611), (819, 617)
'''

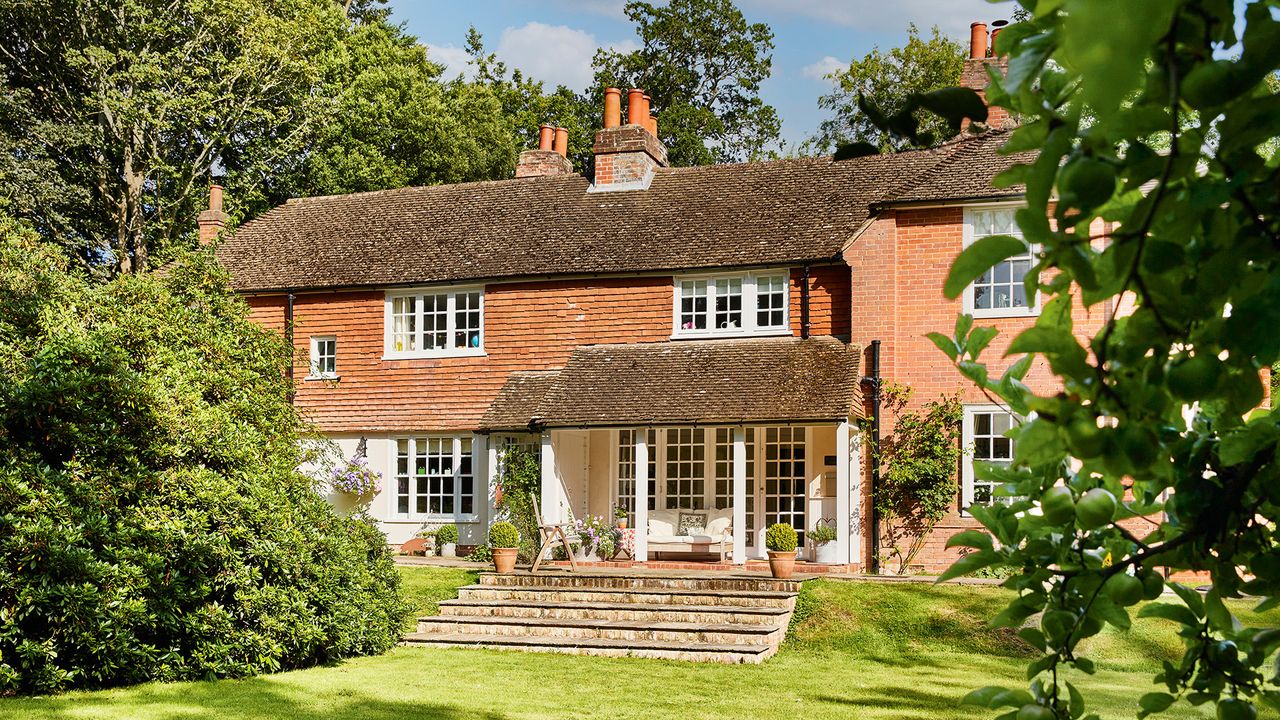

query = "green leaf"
(915, 86), (988, 129)
(926, 331), (959, 361)
(946, 529), (994, 552)
(944, 235), (1033, 299)
(963, 686), (1011, 708)
(1138, 602), (1201, 627)
(968, 326), (1000, 359)
(937, 549), (1001, 583)
(1204, 590), (1235, 632)
(1008, 326), (1083, 357)
(1138, 692), (1176, 715)
(1167, 583), (1206, 618)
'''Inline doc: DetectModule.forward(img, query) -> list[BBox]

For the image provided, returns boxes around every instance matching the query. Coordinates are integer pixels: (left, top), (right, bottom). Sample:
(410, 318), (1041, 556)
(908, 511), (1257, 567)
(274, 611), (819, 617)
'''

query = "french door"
(763, 426), (807, 549)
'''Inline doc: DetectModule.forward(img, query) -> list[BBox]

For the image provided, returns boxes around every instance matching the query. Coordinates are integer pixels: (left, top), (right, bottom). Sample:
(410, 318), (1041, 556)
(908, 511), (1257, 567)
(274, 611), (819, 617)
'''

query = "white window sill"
(384, 348), (487, 360)
(968, 307), (1040, 320)
(304, 374), (340, 382)
(669, 329), (793, 341)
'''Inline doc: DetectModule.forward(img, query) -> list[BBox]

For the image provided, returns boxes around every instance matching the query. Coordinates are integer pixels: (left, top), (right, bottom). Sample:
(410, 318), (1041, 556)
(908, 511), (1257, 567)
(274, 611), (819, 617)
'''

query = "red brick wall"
(852, 206), (1111, 573)
(243, 266), (849, 433)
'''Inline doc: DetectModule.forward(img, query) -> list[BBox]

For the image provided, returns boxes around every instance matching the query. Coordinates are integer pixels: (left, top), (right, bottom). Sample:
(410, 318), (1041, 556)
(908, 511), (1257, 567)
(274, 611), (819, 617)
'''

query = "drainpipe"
(867, 340), (883, 574)
(286, 292), (296, 405)
(800, 264), (811, 339)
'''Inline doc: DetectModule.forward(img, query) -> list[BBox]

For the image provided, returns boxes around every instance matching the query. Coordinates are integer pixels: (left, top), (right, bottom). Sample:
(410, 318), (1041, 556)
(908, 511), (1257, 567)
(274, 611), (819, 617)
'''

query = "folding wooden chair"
(530, 496), (578, 573)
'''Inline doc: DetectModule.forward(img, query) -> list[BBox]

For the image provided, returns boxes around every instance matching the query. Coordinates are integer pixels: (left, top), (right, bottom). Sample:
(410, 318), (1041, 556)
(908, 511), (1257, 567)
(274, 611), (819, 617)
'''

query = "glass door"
(763, 426), (807, 550)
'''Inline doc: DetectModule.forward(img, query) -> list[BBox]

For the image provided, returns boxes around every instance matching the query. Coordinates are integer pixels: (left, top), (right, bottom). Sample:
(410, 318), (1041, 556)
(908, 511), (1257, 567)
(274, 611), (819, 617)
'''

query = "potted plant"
(614, 505), (629, 530)
(765, 523), (799, 579)
(330, 455), (382, 499)
(416, 529), (436, 557)
(435, 524), (459, 558)
(489, 521), (520, 573)
(810, 521), (838, 564)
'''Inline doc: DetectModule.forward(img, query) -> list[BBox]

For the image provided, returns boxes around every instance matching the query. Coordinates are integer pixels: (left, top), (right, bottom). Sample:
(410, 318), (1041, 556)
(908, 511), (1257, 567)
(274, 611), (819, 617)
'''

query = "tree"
(0, 0), (347, 273)
(871, 385), (964, 575)
(590, 0), (781, 166)
(238, 21), (518, 215)
(808, 24), (966, 154)
(0, 215), (407, 694)
(861, 2), (1280, 718)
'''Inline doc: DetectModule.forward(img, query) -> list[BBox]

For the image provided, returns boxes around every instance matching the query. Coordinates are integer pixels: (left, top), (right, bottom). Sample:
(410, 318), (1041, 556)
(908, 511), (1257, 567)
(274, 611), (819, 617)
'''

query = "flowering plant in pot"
(572, 515), (610, 560)
(810, 521), (838, 564)
(435, 524), (459, 558)
(613, 505), (628, 529)
(765, 523), (799, 579)
(330, 455), (381, 497)
(488, 521), (520, 573)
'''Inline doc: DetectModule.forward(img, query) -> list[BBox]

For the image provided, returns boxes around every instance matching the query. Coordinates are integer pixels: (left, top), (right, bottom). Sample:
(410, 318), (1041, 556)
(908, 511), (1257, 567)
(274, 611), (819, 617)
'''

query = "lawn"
(3, 567), (1275, 720)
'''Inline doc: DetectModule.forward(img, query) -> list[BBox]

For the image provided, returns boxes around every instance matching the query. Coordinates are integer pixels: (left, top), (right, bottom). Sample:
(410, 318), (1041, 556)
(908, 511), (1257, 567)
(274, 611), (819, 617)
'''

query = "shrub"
(489, 521), (520, 548)
(0, 222), (408, 695)
(465, 544), (492, 563)
(494, 447), (541, 561)
(435, 524), (459, 545)
(765, 523), (798, 553)
(810, 522), (837, 545)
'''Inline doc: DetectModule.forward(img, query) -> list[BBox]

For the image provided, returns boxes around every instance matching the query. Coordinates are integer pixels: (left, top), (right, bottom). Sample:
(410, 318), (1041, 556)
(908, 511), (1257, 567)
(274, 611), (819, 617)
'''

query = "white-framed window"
(673, 271), (790, 338)
(714, 428), (756, 546)
(385, 286), (484, 358)
(392, 436), (476, 519)
(308, 335), (337, 379)
(664, 428), (707, 510)
(763, 426), (807, 547)
(963, 206), (1038, 318)
(962, 405), (1019, 510)
(616, 429), (657, 520)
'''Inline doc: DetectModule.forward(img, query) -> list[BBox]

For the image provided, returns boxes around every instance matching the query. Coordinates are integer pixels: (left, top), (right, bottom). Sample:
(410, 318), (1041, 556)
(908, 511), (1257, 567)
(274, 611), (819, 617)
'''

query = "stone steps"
(437, 598), (789, 625)
(401, 632), (777, 664)
(404, 571), (799, 663)
(417, 614), (785, 645)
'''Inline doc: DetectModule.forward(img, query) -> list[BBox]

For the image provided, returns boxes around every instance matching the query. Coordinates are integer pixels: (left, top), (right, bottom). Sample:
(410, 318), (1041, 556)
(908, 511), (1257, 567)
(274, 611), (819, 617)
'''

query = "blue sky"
(386, 0), (1006, 149)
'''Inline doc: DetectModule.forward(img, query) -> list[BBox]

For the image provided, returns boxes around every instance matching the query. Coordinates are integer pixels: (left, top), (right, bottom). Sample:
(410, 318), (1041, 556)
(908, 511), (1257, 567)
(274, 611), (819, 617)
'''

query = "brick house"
(214, 27), (1084, 573)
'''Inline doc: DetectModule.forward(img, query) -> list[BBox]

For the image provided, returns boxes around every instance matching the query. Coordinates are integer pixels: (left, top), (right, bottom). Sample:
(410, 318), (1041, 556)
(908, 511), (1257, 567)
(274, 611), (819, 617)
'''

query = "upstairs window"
(386, 287), (484, 358)
(674, 271), (789, 337)
(964, 207), (1038, 318)
(308, 336), (337, 379)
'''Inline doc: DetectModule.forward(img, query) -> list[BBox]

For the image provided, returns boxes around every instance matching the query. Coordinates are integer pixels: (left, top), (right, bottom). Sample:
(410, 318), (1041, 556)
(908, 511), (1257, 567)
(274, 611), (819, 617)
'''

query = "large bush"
(0, 217), (407, 695)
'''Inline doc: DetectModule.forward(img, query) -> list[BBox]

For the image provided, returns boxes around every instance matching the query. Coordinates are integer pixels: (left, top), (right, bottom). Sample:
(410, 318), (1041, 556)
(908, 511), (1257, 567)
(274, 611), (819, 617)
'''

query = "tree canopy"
(861, 1), (1280, 718)
(590, 0), (781, 166)
(808, 24), (966, 154)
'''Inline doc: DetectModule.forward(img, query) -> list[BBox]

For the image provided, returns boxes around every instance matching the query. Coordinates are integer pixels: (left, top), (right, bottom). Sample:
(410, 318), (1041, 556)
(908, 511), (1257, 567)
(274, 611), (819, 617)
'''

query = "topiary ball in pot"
(488, 521), (520, 573)
(765, 523), (799, 579)
(435, 524), (459, 557)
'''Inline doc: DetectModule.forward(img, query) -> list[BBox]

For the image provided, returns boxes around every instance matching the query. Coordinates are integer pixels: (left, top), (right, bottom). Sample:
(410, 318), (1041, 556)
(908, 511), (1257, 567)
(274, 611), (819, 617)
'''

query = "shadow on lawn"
(10, 680), (513, 720)
(816, 685), (967, 714)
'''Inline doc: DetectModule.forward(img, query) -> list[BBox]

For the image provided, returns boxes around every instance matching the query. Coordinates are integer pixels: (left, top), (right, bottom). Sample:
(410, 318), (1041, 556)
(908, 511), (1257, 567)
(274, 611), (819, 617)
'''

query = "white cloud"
(427, 44), (475, 80)
(802, 55), (846, 81)
(742, 0), (1001, 36)
(495, 22), (637, 91)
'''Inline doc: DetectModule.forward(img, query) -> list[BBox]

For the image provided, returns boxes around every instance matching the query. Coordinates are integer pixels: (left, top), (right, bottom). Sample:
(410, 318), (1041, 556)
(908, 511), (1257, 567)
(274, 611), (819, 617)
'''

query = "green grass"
(3, 568), (1276, 720)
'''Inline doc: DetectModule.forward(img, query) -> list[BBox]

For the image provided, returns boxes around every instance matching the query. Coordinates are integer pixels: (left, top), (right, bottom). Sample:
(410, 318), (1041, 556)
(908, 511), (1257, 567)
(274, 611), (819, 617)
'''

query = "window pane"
(755, 275), (787, 328)
(714, 279), (742, 329)
(423, 294), (448, 349)
(392, 297), (417, 352)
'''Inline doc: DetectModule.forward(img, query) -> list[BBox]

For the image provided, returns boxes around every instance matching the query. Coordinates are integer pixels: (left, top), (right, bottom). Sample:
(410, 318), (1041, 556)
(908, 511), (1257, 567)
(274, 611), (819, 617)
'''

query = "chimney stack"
(516, 123), (573, 178)
(197, 184), (229, 244)
(960, 19), (1013, 131)
(593, 87), (667, 190)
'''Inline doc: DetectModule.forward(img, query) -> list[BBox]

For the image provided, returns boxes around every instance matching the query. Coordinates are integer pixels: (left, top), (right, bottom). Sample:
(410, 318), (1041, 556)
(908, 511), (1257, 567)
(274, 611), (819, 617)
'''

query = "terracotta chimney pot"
(626, 89), (645, 126)
(648, 114), (659, 138)
(538, 124), (554, 151)
(969, 22), (988, 59)
(209, 184), (223, 213)
(197, 184), (229, 245)
(553, 126), (569, 157)
(990, 28), (1003, 55)
(604, 88), (622, 129)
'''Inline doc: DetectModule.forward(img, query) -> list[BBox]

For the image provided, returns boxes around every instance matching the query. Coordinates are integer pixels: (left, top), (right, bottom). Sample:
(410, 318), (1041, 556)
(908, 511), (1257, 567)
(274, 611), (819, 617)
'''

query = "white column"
(540, 432), (559, 524)
(835, 420), (852, 565)
(732, 426), (748, 565)
(484, 435), (499, 527)
(634, 429), (649, 562)
(850, 425), (864, 566)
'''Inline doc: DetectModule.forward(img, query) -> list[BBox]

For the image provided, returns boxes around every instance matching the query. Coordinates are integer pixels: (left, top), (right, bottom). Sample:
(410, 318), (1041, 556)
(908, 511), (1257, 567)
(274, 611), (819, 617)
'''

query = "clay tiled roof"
(218, 132), (1022, 293)
(479, 371), (560, 432)
(878, 129), (1032, 205)
(530, 336), (862, 428)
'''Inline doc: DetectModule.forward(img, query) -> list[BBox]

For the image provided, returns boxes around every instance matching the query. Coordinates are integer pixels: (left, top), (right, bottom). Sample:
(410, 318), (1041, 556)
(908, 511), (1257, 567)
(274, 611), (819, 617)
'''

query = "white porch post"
(732, 426), (748, 565)
(835, 420), (852, 565)
(475, 434), (492, 530)
(540, 432), (560, 524)
(634, 429), (649, 562)
(850, 425), (864, 566)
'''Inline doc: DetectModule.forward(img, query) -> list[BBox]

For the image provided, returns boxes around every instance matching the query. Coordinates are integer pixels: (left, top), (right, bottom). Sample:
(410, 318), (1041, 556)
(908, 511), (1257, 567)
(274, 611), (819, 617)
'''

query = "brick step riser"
(438, 604), (783, 625)
(416, 619), (785, 646)
(478, 574), (799, 594)
(402, 638), (772, 664)
(460, 587), (796, 608)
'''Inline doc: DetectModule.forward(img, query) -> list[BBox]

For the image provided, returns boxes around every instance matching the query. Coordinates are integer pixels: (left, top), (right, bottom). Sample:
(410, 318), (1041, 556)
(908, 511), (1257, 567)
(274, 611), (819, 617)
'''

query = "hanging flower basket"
(331, 455), (382, 497)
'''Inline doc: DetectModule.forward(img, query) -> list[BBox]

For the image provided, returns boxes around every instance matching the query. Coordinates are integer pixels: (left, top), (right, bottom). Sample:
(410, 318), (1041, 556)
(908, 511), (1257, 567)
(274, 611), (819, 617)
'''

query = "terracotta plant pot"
(492, 547), (518, 573)
(616, 519), (628, 529)
(767, 550), (797, 579)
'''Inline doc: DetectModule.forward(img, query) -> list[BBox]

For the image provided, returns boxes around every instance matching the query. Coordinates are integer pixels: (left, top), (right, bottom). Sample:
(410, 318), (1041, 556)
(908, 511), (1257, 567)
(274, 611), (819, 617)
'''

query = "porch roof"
(531, 336), (862, 428)
(479, 370), (560, 432)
